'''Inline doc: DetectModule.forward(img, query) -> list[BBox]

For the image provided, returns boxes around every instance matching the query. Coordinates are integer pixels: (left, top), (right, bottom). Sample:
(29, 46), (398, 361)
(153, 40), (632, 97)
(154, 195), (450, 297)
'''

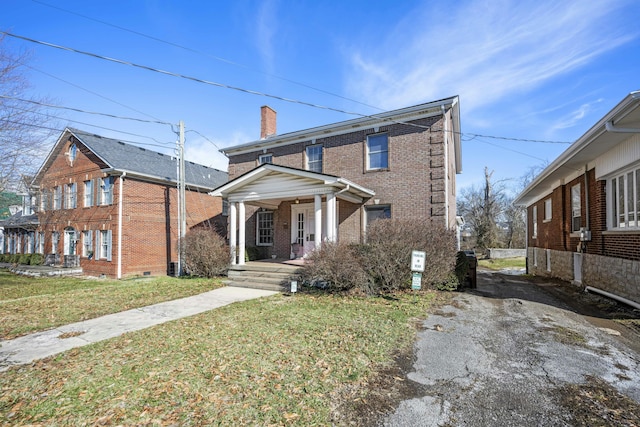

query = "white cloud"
(345, 0), (637, 113)
(549, 98), (604, 131)
(255, 0), (278, 75)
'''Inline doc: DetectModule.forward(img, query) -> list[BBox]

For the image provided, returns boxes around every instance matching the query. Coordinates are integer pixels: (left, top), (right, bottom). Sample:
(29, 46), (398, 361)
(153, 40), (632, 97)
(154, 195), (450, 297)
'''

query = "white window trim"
(571, 183), (581, 233)
(305, 145), (323, 173)
(256, 211), (274, 246)
(258, 153), (273, 165)
(607, 165), (640, 230)
(543, 198), (552, 222)
(84, 180), (93, 207)
(366, 133), (389, 171)
(532, 205), (538, 239)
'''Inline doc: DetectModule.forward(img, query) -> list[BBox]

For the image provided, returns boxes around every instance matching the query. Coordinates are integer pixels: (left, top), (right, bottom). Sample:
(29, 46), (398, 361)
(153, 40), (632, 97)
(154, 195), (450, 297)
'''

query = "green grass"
(0, 270), (223, 339)
(0, 290), (447, 426)
(477, 257), (526, 271)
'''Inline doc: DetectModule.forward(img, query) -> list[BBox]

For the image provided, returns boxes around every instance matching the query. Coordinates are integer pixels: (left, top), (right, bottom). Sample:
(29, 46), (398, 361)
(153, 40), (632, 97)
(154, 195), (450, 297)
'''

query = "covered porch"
(211, 164), (374, 265)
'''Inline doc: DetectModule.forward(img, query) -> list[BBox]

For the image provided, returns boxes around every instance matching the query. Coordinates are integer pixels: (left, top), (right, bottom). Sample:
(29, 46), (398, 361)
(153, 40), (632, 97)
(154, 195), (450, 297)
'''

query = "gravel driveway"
(381, 270), (640, 426)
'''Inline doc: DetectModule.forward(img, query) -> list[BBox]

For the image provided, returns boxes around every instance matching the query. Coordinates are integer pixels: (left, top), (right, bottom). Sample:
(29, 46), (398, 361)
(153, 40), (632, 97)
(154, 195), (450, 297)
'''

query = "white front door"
(64, 228), (77, 256)
(291, 203), (324, 258)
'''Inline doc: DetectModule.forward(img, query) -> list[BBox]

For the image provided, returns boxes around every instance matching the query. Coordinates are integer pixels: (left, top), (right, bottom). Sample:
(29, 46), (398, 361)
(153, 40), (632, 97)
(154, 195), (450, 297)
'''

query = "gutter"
(585, 286), (640, 310)
(605, 121), (640, 133)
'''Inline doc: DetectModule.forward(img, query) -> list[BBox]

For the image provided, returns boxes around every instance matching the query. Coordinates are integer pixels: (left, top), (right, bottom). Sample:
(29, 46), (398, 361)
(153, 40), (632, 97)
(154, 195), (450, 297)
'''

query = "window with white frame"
(65, 182), (77, 209)
(84, 180), (93, 207)
(306, 145), (323, 173)
(544, 198), (552, 221)
(532, 205), (538, 238)
(52, 231), (59, 254)
(258, 153), (272, 165)
(68, 143), (77, 164)
(96, 230), (112, 261)
(100, 177), (114, 205)
(366, 205), (391, 225)
(366, 133), (389, 170)
(82, 230), (93, 258)
(53, 186), (62, 210)
(609, 166), (640, 229)
(256, 211), (274, 246)
(571, 184), (581, 232)
(37, 232), (45, 254)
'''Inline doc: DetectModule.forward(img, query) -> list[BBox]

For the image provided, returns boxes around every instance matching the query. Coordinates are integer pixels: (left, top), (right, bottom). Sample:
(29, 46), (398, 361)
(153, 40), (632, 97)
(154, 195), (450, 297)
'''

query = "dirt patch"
(57, 331), (85, 339)
(555, 375), (640, 427)
(330, 347), (426, 426)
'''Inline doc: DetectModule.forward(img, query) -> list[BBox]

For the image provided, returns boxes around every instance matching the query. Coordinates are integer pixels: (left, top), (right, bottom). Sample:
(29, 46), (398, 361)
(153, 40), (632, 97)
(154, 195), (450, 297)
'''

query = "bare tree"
(0, 34), (57, 193)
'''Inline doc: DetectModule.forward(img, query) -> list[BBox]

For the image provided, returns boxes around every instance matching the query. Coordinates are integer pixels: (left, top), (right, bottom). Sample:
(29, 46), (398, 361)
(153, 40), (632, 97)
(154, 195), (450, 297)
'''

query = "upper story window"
(609, 166), (640, 229)
(259, 154), (272, 165)
(53, 186), (62, 210)
(84, 180), (93, 207)
(366, 133), (389, 170)
(65, 182), (77, 209)
(306, 145), (323, 173)
(532, 205), (538, 238)
(544, 198), (552, 222)
(571, 184), (581, 232)
(100, 177), (114, 205)
(68, 143), (77, 164)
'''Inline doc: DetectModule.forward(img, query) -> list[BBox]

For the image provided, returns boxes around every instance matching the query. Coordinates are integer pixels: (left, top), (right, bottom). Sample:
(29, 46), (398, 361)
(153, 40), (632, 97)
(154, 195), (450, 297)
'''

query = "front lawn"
(0, 290), (448, 426)
(0, 270), (223, 339)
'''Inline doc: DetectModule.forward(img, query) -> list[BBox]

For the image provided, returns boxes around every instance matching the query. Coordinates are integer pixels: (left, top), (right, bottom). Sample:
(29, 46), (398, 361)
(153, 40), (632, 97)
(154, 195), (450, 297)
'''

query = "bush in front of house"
(18, 254), (31, 265)
(30, 253), (44, 266)
(302, 218), (458, 294)
(182, 228), (229, 278)
(301, 242), (371, 293)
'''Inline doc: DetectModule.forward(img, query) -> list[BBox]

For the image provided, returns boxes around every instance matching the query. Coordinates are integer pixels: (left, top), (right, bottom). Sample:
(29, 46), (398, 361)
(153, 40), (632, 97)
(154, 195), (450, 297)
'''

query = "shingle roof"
(0, 210), (39, 229)
(68, 128), (228, 191)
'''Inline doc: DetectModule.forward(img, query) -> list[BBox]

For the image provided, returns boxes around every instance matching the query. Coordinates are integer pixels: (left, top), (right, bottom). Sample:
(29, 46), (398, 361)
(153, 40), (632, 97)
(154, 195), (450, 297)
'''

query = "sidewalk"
(0, 286), (277, 372)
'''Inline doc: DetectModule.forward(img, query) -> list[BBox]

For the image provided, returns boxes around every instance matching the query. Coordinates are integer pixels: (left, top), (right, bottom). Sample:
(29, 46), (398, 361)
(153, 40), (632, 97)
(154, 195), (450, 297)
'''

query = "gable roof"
(514, 90), (640, 206)
(211, 163), (375, 208)
(221, 96), (462, 173)
(33, 128), (227, 191)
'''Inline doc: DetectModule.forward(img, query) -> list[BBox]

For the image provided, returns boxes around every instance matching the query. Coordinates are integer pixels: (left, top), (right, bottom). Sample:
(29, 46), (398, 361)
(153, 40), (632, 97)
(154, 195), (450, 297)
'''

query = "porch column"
(326, 192), (337, 242)
(238, 201), (246, 265)
(229, 202), (237, 265)
(314, 194), (322, 249)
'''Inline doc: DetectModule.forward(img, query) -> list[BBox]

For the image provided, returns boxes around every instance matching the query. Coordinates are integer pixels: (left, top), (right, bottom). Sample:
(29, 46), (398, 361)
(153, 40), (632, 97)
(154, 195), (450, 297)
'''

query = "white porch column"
(314, 194), (322, 249)
(238, 201), (246, 265)
(229, 202), (237, 265)
(326, 192), (337, 242)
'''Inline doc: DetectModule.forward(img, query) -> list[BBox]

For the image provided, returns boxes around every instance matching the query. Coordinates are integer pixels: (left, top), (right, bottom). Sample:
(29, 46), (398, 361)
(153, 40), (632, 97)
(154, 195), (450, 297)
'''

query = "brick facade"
(32, 132), (223, 278)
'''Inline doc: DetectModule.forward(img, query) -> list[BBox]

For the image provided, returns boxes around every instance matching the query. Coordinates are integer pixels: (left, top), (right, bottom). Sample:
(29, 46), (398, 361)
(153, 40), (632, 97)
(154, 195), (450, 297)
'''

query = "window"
(571, 184), (581, 232)
(366, 133), (389, 170)
(532, 205), (538, 238)
(53, 186), (62, 210)
(256, 211), (274, 246)
(306, 145), (323, 173)
(259, 154), (272, 165)
(95, 230), (112, 261)
(37, 232), (45, 254)
(609, 166), (640, 229)
(100, 177), (114, 205)
(366, 205), (391, 225)
(222, 199), (229, 216)
(52, 231), (59, 254)
(65, 183), (77, 209)
(82, 230), (93, 258)
(84, 180), (93, 207)
(544, 198), (552, 221)
(68, 143), (77, 164)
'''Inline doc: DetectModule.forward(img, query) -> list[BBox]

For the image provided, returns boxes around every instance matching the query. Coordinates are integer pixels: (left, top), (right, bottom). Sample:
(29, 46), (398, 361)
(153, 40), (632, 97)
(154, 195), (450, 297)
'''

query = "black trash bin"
(464, 250), (477, 288)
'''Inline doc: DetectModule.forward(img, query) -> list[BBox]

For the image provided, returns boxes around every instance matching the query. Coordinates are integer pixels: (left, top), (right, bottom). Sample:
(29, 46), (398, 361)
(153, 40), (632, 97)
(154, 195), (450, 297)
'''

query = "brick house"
(212, 96), (462, 264)
(6, 127), (227, 278)
(514, 90), (640, 306)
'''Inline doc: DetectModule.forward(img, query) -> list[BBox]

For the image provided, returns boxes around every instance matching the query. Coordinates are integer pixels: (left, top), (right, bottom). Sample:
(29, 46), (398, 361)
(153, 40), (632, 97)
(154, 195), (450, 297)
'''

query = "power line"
(2, 31), (574, 146)
(0, 95), (173, 126)
(30, 0), (385, 113)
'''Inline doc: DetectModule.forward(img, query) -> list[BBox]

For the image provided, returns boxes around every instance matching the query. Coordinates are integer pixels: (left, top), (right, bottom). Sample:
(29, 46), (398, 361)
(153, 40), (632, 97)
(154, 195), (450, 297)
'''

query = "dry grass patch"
(0, 270), (222, 339)
(0, 290), (448, 426)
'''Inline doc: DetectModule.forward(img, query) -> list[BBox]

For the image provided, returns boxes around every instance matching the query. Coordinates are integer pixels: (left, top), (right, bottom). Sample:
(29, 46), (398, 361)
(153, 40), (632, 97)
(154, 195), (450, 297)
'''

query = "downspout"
(117, 172), (126, 279)
(442, 105), (450, 229)
(584, 165), (590, 236)
(586, 286), (640, 310)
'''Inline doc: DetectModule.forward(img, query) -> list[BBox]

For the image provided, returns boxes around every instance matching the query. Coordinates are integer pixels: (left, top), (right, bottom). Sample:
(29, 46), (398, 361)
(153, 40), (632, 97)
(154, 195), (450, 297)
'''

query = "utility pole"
(176, 120), (187, 276)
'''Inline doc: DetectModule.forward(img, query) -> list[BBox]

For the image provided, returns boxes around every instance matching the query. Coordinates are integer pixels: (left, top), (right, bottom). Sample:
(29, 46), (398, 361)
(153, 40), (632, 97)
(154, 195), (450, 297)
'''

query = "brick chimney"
(260, 105), (277, 139)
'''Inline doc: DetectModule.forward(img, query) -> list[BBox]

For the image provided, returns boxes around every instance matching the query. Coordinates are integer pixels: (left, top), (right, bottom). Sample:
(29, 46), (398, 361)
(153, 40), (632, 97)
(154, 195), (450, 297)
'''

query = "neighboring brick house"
(514, 90), (640, 306)
(212, 96), (462, 264)
(5, 127), (227, 278)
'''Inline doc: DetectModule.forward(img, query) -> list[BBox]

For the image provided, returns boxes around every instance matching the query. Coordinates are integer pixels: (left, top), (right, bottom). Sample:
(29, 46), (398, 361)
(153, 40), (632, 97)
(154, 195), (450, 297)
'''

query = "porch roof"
(210, 164), (375, 209)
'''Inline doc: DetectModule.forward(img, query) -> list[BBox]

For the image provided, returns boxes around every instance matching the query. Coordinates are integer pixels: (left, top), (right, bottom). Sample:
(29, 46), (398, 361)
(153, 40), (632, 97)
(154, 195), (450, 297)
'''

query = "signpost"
(411, 250), (426, 290)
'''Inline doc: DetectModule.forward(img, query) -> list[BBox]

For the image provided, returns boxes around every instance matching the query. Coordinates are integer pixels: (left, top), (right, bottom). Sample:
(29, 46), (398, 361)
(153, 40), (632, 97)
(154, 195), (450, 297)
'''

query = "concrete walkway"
(0, 286), (277, 372)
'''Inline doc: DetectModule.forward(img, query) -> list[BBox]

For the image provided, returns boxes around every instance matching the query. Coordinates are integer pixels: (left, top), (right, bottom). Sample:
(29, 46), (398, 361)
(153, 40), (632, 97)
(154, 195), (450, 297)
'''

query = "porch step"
(225, 261), (303, 292)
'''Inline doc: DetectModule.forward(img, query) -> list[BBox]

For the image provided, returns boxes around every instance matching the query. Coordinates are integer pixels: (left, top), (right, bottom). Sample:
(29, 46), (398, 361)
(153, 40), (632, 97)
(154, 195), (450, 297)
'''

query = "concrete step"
(223, 279), (289, 292)
(224, 262), (303, 292)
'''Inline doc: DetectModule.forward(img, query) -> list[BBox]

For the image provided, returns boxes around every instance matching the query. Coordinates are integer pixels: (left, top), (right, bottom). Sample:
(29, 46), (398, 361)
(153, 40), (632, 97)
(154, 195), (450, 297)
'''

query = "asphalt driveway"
(382, 270), (640, 426)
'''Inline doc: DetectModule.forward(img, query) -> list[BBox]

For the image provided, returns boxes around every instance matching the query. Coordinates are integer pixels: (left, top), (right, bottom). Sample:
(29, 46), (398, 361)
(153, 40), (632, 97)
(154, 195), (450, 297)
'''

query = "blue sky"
(3, 0), (639, 193)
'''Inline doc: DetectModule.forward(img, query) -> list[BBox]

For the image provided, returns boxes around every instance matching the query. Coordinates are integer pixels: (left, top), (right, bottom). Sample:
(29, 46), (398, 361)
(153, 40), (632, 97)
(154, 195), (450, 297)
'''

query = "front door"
(291, 203), (324, 258)
(63, 228), (77, 256)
